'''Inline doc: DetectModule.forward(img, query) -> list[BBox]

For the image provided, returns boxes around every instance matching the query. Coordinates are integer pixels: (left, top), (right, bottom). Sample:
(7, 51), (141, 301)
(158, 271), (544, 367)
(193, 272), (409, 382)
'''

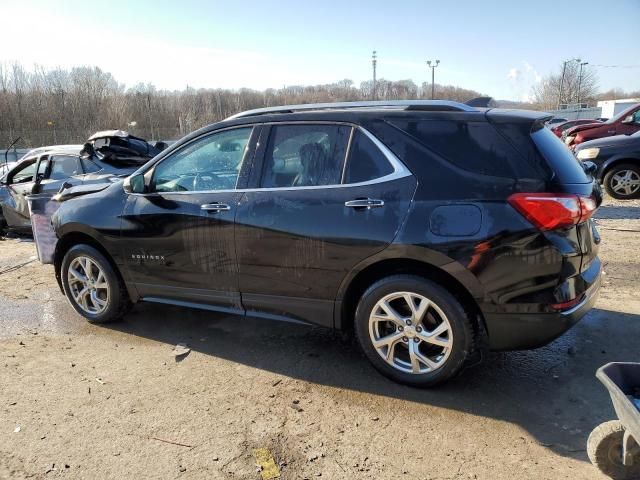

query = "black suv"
(47, 101), (602, 387)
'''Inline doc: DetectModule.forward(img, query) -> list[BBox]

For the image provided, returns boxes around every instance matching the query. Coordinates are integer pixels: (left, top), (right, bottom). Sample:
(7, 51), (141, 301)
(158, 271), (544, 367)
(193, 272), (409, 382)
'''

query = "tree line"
(1, 61), (637, 148)
(0, 62), (487, 148)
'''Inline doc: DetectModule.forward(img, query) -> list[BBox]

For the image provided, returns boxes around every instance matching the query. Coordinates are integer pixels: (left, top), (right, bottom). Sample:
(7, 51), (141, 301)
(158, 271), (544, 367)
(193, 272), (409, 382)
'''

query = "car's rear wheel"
(354, 275), (474, 387)
(604, 163), (640, 199)
(61, 244), (131, 323)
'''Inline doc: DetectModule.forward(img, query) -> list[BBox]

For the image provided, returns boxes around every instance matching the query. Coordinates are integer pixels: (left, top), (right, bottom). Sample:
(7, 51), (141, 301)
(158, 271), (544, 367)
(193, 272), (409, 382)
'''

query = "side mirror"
(621, 115), (634, 125)
(123, 173), (146, 194)
(582, 161), (598, 176)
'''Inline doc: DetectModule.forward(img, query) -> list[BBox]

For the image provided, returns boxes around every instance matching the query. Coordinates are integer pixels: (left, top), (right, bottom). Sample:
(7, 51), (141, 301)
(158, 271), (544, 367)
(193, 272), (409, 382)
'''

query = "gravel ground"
(0, 197), (639, 480)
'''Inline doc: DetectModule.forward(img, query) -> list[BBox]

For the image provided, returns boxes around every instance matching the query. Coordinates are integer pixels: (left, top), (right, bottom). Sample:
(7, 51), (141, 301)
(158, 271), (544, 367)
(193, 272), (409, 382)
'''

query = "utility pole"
(426, 60), (440, 99)
(558, 58), (580, 109)
(577, 61), (589, 107)
(147, 93), (154, 140)
(372, 50), (377, 101)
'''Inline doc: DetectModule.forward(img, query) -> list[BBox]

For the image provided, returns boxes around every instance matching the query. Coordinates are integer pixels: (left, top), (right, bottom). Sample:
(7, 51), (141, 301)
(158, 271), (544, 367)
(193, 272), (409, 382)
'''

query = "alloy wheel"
(67, 256), (110, 315)
(368, 291), (453, 374)
(611, 169), (640, 197)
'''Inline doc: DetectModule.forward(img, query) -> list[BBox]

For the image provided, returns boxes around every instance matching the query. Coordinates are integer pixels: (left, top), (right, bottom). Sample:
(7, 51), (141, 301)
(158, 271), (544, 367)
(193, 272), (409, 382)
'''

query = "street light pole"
(426, 60), (440, 100)
(577, 61), (589, 107)
(372, 50), (377, 101)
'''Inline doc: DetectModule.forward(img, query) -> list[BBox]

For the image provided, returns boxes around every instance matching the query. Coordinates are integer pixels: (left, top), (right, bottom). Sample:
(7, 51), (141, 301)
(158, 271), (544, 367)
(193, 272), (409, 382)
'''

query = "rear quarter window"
(531, 126), (589, 184)
(388, 119), (519, 178)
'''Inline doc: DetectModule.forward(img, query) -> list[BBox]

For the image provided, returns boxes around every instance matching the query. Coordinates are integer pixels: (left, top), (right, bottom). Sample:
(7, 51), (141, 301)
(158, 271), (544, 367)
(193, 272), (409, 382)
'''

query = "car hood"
(576, 134), (640, 151)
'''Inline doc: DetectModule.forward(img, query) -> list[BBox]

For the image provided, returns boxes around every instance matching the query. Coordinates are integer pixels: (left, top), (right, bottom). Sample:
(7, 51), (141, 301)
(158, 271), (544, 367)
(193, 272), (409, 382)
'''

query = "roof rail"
(225, 100), (476, 120)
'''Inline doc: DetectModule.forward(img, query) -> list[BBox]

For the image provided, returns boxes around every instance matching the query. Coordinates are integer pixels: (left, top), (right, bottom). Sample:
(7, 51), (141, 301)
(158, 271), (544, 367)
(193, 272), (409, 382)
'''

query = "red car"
(564, 103), (640, 149)
(551, 119), (601, 138)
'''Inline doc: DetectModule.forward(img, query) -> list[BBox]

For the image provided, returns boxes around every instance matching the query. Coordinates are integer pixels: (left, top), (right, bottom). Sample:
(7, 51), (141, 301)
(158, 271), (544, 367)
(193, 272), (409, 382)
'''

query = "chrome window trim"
(129, 125), (411, 196)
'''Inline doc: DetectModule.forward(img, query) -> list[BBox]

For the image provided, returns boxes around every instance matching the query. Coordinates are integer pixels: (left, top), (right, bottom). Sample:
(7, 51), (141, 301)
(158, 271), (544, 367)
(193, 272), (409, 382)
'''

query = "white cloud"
(523, 61), (542, 83)
(507, 68), (521, 81)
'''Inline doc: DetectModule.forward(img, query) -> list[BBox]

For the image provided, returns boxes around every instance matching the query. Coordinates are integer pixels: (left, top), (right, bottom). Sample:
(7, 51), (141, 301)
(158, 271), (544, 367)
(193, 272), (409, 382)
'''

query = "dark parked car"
(45, 101), (602, 387)
(564, 103), (640, 149)
(551, 119), (601, 138)
(0, 131), (165, 233)
(575, 130), (640, 199)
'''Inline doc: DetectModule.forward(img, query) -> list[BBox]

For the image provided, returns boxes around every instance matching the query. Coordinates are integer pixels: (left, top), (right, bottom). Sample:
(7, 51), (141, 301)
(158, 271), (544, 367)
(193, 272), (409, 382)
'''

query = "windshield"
(605, 104), (640, 124)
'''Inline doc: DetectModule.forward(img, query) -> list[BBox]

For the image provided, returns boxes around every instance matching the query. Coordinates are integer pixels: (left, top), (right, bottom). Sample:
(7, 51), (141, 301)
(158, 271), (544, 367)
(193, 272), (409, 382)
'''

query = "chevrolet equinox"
(48, 100), (602, 386)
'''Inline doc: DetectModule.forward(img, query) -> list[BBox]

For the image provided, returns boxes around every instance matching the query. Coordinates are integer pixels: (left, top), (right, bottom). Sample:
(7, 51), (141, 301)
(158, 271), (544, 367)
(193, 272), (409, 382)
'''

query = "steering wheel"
(193, 172), (221, 191)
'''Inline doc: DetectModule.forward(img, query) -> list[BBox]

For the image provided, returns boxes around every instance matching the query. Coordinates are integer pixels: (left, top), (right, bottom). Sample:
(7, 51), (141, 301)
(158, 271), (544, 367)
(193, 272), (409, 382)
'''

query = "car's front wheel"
(354, 275), (474, 387)
(61, 244), (131, 323)
(604, 163), (640, 199)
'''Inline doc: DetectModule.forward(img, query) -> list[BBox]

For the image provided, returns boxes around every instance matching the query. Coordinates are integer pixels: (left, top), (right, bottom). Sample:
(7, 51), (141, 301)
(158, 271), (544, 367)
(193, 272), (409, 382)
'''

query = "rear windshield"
(531, 126), (589, 184)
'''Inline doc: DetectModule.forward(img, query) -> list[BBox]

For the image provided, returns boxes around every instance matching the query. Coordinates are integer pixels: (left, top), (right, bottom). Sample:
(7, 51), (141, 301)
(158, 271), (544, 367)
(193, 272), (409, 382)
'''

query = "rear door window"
(388, 119), (518, 178)
(49, 155), (82, 180)
(343, 130), (394, 183)
(531, 126), (589, 184)
(260, 124), (351, 188)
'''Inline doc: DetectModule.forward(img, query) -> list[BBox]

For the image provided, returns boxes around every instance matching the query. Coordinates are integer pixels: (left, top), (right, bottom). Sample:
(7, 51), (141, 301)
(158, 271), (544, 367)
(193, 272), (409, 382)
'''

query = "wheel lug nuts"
(402, 336), (408, 342)
(398, 326), (404, 331)
(416, 326), (422, 332)
(406, 320), (412, 326)
(413, 338), (420, 343)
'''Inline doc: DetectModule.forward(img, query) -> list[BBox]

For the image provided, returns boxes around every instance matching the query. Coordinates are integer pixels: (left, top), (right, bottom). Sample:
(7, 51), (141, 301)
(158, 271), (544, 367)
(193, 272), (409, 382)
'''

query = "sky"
(1, 0), (639, 101)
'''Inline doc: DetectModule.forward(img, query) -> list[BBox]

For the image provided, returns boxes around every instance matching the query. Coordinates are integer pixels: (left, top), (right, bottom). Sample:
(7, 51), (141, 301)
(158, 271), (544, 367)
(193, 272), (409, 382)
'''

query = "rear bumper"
(484, 262), (601, 351)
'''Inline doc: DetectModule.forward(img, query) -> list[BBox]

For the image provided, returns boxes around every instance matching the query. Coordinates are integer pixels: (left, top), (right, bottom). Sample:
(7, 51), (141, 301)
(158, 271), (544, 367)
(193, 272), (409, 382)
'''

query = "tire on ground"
(354, 274), (475, 387)
(61, 244), (131, 324)
(603, 163), (640, 200)
(587, 420), (640, 480)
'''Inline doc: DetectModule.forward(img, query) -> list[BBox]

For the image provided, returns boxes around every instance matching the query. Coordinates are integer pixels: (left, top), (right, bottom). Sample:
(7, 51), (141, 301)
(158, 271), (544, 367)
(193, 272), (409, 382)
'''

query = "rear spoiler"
(466, 97), (495, 108)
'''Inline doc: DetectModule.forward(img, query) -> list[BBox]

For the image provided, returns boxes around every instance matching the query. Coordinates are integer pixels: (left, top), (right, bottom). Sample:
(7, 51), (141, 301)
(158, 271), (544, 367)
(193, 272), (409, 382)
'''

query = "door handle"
(344, 198), (384, 209)
(201, 203), (231, 212)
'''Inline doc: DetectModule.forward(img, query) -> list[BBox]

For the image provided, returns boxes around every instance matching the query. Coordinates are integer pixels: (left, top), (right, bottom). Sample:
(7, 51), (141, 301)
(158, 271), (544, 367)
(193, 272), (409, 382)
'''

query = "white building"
(597, 98), (640, 120)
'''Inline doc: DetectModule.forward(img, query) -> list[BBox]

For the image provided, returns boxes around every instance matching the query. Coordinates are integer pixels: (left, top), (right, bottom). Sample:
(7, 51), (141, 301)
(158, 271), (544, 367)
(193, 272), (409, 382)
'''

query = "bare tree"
(532, 62), (598, 110)
(0, 62), (489, 147)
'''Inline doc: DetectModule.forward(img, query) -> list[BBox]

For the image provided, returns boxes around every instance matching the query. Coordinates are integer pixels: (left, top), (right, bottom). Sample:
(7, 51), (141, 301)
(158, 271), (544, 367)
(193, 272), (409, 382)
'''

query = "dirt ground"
(1, 197), (639, 480)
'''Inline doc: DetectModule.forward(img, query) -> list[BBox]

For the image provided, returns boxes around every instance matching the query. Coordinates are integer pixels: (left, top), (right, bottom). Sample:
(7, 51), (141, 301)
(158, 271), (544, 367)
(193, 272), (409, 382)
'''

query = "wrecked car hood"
(53, 175), (123, 202)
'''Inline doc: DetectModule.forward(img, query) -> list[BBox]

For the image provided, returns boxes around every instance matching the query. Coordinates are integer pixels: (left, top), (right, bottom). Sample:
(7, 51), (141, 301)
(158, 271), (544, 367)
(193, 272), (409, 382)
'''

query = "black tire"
(587, 420), (640, 480)
(61, 244), (131, 324)
(603, 163), (640, 200)
(354, 275), (475, 387)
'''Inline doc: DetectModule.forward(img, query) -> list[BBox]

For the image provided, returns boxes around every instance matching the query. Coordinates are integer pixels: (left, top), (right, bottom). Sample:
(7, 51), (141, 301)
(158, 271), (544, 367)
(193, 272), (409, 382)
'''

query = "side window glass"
(260, 124), (351, 188)
(81, 158), (102, 173)
(49, 156), (81, 180)
(389, 119), (518, 178)
(153, 128), (252, 193)
(343, 130), (394, 184)
(11, 161), (37, 184)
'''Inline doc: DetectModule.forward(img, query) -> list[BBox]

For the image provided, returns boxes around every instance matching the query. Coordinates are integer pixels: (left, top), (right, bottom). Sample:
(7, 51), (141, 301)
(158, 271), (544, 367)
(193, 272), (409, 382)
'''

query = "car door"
(34, 154), (84, 195)
(235, 123), (417, 327)
(121, 126), (259, 312)
(1, 157), (41, 230)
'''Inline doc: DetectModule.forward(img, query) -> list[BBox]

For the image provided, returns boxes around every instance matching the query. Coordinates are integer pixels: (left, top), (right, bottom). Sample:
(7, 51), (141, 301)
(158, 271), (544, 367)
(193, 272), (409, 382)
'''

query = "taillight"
(508, 193), (596, 231)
